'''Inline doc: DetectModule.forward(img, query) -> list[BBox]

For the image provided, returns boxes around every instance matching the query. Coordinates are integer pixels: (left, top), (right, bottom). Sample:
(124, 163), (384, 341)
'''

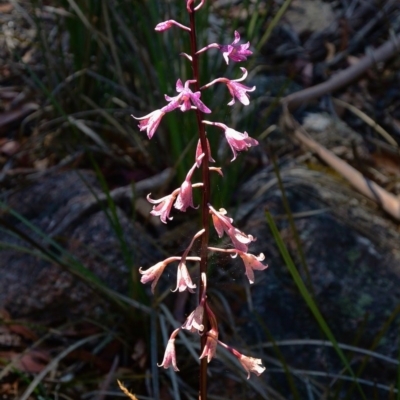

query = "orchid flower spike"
(158, 328), (180, 371)
(202, 121), (258, 161)
(131, 109), (165, 139)
(201, 68), (255, 106)
(163, 79), (211, 113)
(155, 20), (191, 32)
(197, 31), (253, 64)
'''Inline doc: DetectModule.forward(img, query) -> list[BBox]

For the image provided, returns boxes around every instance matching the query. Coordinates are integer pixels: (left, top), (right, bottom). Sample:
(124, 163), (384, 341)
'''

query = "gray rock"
(213, 164), (400, 394)
(0, 170), (162, 321)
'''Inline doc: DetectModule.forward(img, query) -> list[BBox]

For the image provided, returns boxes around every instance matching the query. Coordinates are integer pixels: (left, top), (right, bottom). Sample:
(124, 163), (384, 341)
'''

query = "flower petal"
(158, 329), (180, 371)
(173, 262), (196, 293)
(239, 355), (265, 379)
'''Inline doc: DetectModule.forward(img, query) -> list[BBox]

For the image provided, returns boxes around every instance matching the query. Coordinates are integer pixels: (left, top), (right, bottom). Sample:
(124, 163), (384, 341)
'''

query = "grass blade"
(265, 210), (366, 400)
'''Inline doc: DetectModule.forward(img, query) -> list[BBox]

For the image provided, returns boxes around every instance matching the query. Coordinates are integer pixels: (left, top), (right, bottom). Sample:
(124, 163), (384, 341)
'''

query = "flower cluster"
(132, 0), (267, 386)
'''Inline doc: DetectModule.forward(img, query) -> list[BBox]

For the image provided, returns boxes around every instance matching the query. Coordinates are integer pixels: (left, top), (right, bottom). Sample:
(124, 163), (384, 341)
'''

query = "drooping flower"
(226, 226), (256, 253)
(158, 328), (180, 371)
(210, 207), (232, 238)
(147, 189), (179, 224)
(174, 156), (204, 212)
(201, 68), (255, 106)
(163, 79), (211, 113)
(200, 329), (218, 363)
(208, 205), (255, 252)
(131, 109), (165, 139)
(199, 303), (218, 362)
(202, 121), (258, 161)
(195, 138), (215, 167)
(224, 127), (258, 161)
(173, 260), (197, 293)
(196, 31), (253, 64)
(172, 230), (204, 293)
(239, 252), (268, 284)
(182, 273), (207, 332)
(217, 340), (266, 379)
(139, 256), (180, 293)
(182, 304), (204, 332)
(155, 20), (190, 32)
(208, 247), (268, 284)
(174, 181), (194, 212)
(238, 355), (266, 379)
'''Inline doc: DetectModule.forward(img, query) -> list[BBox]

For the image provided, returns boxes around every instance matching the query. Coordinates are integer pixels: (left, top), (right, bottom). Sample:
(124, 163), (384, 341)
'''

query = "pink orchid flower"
(174, 156), (204, 212)
(147, 189), (179, 224)
(163, 79), (211, 113)
(197, 31), (253, 64)
(182, 303), (204, 332)
(131, 109), (165, 139)
(172, 229), (204, 292)
(238, 355), (266, 379)
(239, 252), (268, 284)
(217, 341), (266, 379)
(208, 247), (268, 284)
(202, 121), (258, 161)
(208, 205), (255, 253)
(173, 260), (197, 293)
(201, 68), (255, 106)
(200, 328), (218, 363)
(158, 328), (180, 371)
(155, 20), (190, 32)
(182, 273), (207, 332)
(199, 303), (218, 362)
(195, 138), (215, 167)
(139, 256), (180, 293)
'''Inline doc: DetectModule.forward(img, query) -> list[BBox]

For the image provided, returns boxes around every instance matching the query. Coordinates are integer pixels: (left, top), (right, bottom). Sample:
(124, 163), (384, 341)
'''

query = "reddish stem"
(188, 5), (209, 400)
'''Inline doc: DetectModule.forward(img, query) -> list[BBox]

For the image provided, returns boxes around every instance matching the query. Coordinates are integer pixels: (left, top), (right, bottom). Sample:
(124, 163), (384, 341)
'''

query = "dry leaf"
(8, 324), (38, 341)
(0, 4), (13, 13)
(0, 350), (50, 373)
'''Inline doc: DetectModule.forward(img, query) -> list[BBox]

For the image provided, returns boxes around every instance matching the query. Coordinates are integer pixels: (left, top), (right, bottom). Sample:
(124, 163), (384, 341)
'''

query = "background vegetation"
(1, 0), (400, 399)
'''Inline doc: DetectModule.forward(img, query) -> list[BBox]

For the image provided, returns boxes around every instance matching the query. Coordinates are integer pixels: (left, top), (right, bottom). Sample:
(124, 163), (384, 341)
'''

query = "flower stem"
(188, 5), (209, 400)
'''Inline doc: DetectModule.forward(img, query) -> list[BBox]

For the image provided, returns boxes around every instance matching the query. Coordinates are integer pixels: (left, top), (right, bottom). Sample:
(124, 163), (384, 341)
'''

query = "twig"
(281, 108), (400, 221)
(282, 33), (400, 110)
(326, 0), (398, 68)
(332, 98), (398, 148)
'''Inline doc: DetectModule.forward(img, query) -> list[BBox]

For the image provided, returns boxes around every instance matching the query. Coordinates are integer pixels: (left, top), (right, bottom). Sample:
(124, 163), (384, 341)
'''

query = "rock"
(285, 0), (335, 35)
(217, 164), (400, 394)
(0, 170), (163, 321)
